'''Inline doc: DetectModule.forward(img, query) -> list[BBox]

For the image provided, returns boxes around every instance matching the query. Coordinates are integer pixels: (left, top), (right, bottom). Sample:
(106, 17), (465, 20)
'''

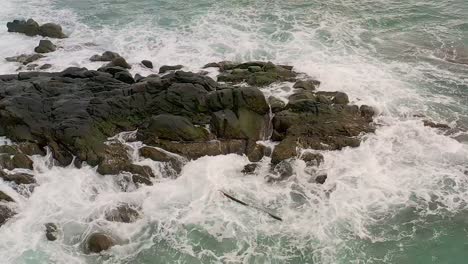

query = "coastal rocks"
(159, 65), (183, 74)
(86, 233), (115, 253)
(139, 114), (210, 142)
(7, 19), (67, 38)
(0, 171), (36, 185)
(423, 120), (450, 129)
(293, 79), (320, 91)
(105, 57), (131, 69)
(104, 204), (140, 223)
(0, 191), (14, 202)
(242, 163), (259, 174)
(0, 153), (34, 170)
(45, 223), (58, 241)
(268, 96), (286, 113)
(139, 146), (183, 174)
(154, 139), (247, 160)
(215, 61), (297, 86)
(5, 54), (44, 65)
(34, 40), (56, 54)
(141, 60), (153, 69)
(90, 51), (121, 62)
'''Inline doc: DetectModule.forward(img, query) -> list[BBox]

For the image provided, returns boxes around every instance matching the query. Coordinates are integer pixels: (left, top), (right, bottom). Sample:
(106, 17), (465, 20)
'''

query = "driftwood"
(219, 190), (283, 221)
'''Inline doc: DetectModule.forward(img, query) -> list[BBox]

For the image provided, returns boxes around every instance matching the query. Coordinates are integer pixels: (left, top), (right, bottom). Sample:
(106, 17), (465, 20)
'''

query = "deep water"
(0, 0), (467, 263)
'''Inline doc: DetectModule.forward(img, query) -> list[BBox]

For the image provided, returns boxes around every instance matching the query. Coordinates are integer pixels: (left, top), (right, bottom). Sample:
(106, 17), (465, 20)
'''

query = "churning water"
(0, 0), (467, 263)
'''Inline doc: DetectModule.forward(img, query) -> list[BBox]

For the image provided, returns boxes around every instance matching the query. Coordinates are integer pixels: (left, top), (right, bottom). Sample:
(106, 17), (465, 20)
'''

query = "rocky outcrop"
(86, 233), (115, 253)
(104, 204), (140, 223)
(0, 61), (374, 177)
(7, 19), (67, 38)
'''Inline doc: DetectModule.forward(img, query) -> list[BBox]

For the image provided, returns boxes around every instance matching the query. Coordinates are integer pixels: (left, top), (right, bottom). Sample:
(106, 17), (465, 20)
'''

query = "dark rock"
(140, 114), (210, 142)
(114, 71), (135, 84)
(268, 96), (286, 113)
(90, 51), (121, 62)
(159, 65), (183, 74)
(0, 191), (14, 202)
(39, 23), (67, 38)
(5, 54), (44, 65)
(139, 146), (183, 174)
(0, 205), (15, 227)
(7, 19), (40, 36)
(34, 40), (56, 54)
(0, 171), (36, 185)
(246, 143), (265, 162)
(106, 57), (131, 69)
(360, 105), (375, 120)
(423, 120), (450, 129)
(271, 137), (298, 165)
(333, 92), (349, 105)
(267, 160), (294, 182)
(0, 145), (17, 155)
(141, 60), (153, 69)
(315, 174), (327, 184)
(293, 79), (320, 90)
(17, 142), (45, 156)
(87, 233), (115, 253)
(132, 174), (153, 186)
(134, 73), (145, 82)
(39, 64), (52, 70)
(125, 164), (155, 179)
(45, 223), (58, 241)
(11, 153), (33, 170)
(105, 204), (140, 223)
(242, 163), (258, 174)
(154, 139), (247, 160)
(299, 152), (324, 166)
(96, 143), (130, 175)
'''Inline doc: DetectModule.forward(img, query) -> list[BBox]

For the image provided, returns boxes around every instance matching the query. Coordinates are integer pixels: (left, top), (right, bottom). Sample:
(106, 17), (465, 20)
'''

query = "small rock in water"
(293, 79), (320, 90)
(39, 64), (52, 70)
(332, 92), (349, 105)
(0, 171), (36, 185)
(299, 152), (324, 166)
(0, 205), (15, 227)
(141, 60), (153, 69)
(423, 120), (450, 129)
(315, 174), (327, 184)
(7, 19), (40, 36)
(159, 64), (183, 74)
(132, 174), (153, 186)
(38, 23), (67, 38)
(268, 96), (286, 113)
(242, 163), (259, 174)
(87, 233), (115, 253)
(45, 223), (58, 241)
(5, 54), (44, 65)
(34, 40), (56, 53)
(107, 57), (131, 69)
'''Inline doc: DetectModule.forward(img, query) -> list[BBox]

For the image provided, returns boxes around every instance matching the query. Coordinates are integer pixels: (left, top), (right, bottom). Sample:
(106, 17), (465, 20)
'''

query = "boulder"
(154, 139), (247, 160)
(360, 105), (375, 120)
(34, 40), (56, 54)
(141, 60), (153, 69)
(0, 171), (36, 185)
(267, 160), (295, 182)
(90, 51), (121, 62)
(86, 233), (115, 253)
(106, 57), (131, 69)
(114, 71), (135, 84)
(246, 143), (266, 162)
(159, 65), (183, 74)
(39, 64), (52, 70)
(45, 223), (58, 241)
(268, 96), (286, 113)
(96, 143), (130, 175)
(39, 23), (67, 38)
(132, 174), (153, 186)
(299, 152), (324, 166)
(11, 153), (34, 170)
(315, 174), (327, 184)
(7, 19), (40, 36)
(0, 205), (15, 227)
(139, 146), (183, 174)
(104, 204), (140, 223)
(423, 120), (450, 129)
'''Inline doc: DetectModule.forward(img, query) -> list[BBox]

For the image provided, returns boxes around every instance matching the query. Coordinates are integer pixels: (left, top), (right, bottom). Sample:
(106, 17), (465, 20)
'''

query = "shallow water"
(0, 0), (467, 263)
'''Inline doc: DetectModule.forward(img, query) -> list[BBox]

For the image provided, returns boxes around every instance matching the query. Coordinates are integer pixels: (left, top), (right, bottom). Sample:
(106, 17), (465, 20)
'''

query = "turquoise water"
(0, 0), (468, 263)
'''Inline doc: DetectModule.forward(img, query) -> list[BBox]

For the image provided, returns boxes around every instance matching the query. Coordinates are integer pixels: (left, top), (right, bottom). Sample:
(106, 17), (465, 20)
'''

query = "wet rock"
(0, 191), (14, 202)
(39, 64), (52, 70)
(86, 233), (115, 253)
(271, 137), (298, 165)
(423, 120), (450, 129)
(246, 143), (265, 162)
(114, 71), (135, 84)
(134, 73), (145, 82)
(141, 60), (153, 69)
(0, 205), (15, 227)
(154, 139), (247, 160)
(17, 142), (45, 156)
(39, 23), (67, 38)
(96, 143), (130, 175)
(7, 19), (40, 36)
(106, 57), (131, 69)
(125, 164), (155, 179)
(360, 105), (375, 120)
(132, 174), (153, 186)
(139, 146), (183, 174)
(242, 163), (258, 174)
(293, 79), (320, 90)
(268, 96), (286, 113)
(267, 160), (294, 182)
(315, 174), (327, 184)
(45, 223), (58, 241)
(332, 92), (349, 105)
(11, 153), (33, 170)
(0, 171), (36, 185)
(0, 145), (17, 155)
(90, 51), (121, 62)
(299, 152), (324, 166)
(5, 54), (44, 65)
(34, 40), (56, 54)
(140, 114), (210, 142)
(159, 65), (183, 74)
(105, 204), (140, 223)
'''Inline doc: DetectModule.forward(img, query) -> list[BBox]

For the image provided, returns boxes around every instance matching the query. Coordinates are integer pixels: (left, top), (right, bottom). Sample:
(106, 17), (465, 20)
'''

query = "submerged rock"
(34, 40), (56, 54)
(90, 51), (121, 62)
(423, 120), (450, 129)
(242, 163), (258, 174)
(293, 79), (320, 90)
(104, 204), (140, 223)
(315, 174), (327, 184)
(5, 54), (44, 65)
(159, 65), (183, 74)
(0, 205), (15, 226)
(0, 171), (36, 185)
(86, 233), (115, 253)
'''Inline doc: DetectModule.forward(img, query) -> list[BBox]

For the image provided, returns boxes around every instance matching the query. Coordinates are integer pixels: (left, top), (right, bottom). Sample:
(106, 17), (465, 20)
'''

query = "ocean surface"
(0, 0), (468, 263)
